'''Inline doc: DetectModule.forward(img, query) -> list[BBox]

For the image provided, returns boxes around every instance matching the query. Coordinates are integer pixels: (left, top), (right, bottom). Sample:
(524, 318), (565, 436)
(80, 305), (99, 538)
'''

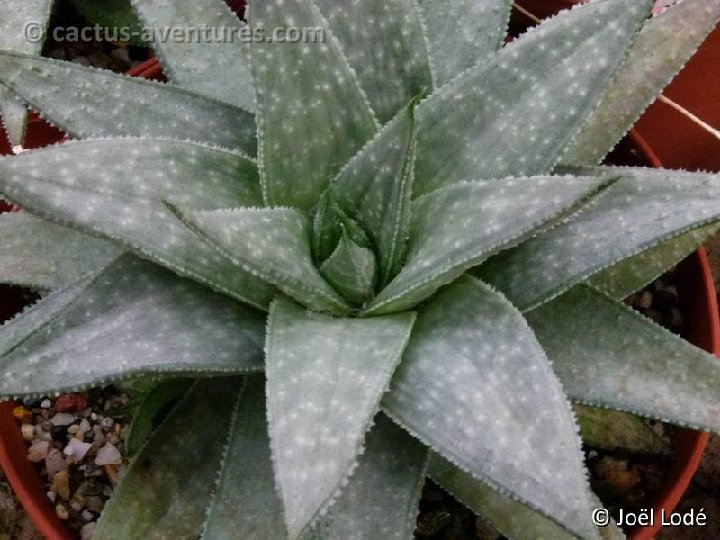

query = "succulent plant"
(1, 0), (720, 538)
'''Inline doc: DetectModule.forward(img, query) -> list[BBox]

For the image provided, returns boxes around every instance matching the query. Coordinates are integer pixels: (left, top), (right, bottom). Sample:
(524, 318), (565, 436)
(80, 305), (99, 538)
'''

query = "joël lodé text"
(617, 507), (707, 527)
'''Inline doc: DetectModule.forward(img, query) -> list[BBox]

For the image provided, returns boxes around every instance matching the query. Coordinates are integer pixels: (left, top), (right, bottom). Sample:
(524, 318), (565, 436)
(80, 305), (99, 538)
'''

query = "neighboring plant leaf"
(331, 100), (418, 287)
(561, 0), (720, 166)
(0, 0), (53, 146)
(0, 138), (276, 310)
(478, 167), (720, 310)
(0, 52), (257, 155)
(313, 0), (433, 123)
(417, 0), (512, 86)
(129, 0), (255, 112)
(413, 0), (652, 196)
(124, 379), (193, 457)
(309, 414), (428, 540)
(574, 405), (669, 456)
(181, 207), (350, 314)
(0, 212), (121, 290)
(587, 222), (720, 299)
(527, 285), (720, 432)
(248, 0), (378, 209)
(0, 256), (265, 397)
(265, 298), (415, 539)
(319, 229), (377, 305)
(429, 454), (625, 540)
(366, 175), (613, 315)
(382, 277), (596, 538)
(70, 0), (148, 46)
(201, 375), (287, 539)
(94, 377), (244, 539)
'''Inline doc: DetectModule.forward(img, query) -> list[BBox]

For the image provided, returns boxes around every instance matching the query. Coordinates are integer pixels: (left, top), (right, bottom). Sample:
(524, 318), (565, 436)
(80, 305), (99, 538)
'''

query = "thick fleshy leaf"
(201, 375), (287, 539)
(94, 377), (244, 539)
(366, 175), (612, 315)
(182, 207), (349, 314)
(128, 0), (255, 112)
(0, 0), (53, 146)
(0, 52), (256, 154)
(417, 0), (511, 86)
(0, 138), (276, 310)
(413, 0), (652, 196)
(309, 414), (428, 540)
(0, 212), (121, 289)
(587, 222), (720, 299)
(561, 0), (720, 166)
(319, 230), (377, 305)
(70, 0), (148, 46)
(332, 101), (418, 287)
(123, 379), (193, 457)
(527, 285), (720, 432)
(382, 277), (596, 538)
(478, 167), (720, 310)
(265, 298), (415, 539)
(429, 454), (625, 540)
(313, 0), (433, 122)
(0, 256), (265, 397)
(249, 0), (378, 209)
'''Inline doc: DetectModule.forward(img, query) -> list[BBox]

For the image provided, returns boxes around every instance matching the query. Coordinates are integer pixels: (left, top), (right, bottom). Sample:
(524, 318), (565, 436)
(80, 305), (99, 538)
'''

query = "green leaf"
(382, 277), (596, 538)
(201, 375), (287, 539)
(248, 0), (378, 209)
(575, 405), (669, 456)
(417, 0), (512, 86)
(129, 0), (255, 112)
(0, 212), (121, 290)
(309, 414), (428, 540)
(319, 229), (377, 305)
(94, 377), (244, 539)
(587, 222), (720, 300)
(477, 167), (720, 310)
(70, 0), (148, 46)
(0, 138), (276, 310)
(265, 298), (415, 539)
(313, 0), (433, 123)
(181, 207), (349, 314)
(429, 454), (625, 540)
(331, 100), (418, 287)
(526, 285), (720, 432)
(0, 256), (265, 397)
(0, 52), (257, 155)
(561, 0), (720, 166)
(366, 175), (613, 315)
(0, 0), (53, 146)
(413, 0), (652, 196)
(124, 379), (193, 457)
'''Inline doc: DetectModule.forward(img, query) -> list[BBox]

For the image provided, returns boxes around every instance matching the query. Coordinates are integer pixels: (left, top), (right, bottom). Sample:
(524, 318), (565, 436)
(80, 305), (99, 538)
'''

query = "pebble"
(84, 496), (104, 513)
(27, 441), (50, 462)
(101, 417), (114, 431)
(56, 503), (69, 520)
(50, 412), (76, 426)
(40, 399), (51, 409)
(46, 491), (57, 503)
(638, 290), (653, 309)
(95, 443), (122, 466)
(81, 509), (94, 522)
(51, 470), (71, 501)
(13, 406), (32, 423)
(45, 448), (68, 476)
(65, 438), (93, 461)
(55, 393), (90, 413)
(80, 522), (96, 540)
(21, 423), (35, 441)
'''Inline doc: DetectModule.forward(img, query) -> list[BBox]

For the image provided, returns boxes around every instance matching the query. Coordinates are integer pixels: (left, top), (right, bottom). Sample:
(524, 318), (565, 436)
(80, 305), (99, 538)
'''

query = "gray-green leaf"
(0, 138), (276, 310)
(413, 0), (652, 196)
(478, 167), (720, 310)
(265, 298), (415, 539)
(527, 285), (720, 432)
(366, 175), (613, 315)
(249, 0), (378, 209)
(0, 256), (265, 397)
(319, 229), (377, 305)
(383, 277), (596, 538)
(0, 52), (256, 154)
(94, 377), (244, 539)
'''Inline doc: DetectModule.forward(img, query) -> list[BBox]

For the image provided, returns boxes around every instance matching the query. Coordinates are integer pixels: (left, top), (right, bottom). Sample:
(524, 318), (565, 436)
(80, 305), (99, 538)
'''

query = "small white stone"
(40, 399), (51, 409)
(21, 424), (34, 441)
(27, 441), (49, 462)
(81, 509), (95, 522)
(45, 449), (68, 476)
(50, 413), (76, 427)
(65, 438), (93, 461)
(46, 491), (57, 503)
(80, 522), (96, 540)
(95, 443), (122, 465)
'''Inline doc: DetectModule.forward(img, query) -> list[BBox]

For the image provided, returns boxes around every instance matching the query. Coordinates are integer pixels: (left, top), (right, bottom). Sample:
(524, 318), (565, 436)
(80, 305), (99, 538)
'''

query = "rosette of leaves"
(1, 0), (720, 538)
